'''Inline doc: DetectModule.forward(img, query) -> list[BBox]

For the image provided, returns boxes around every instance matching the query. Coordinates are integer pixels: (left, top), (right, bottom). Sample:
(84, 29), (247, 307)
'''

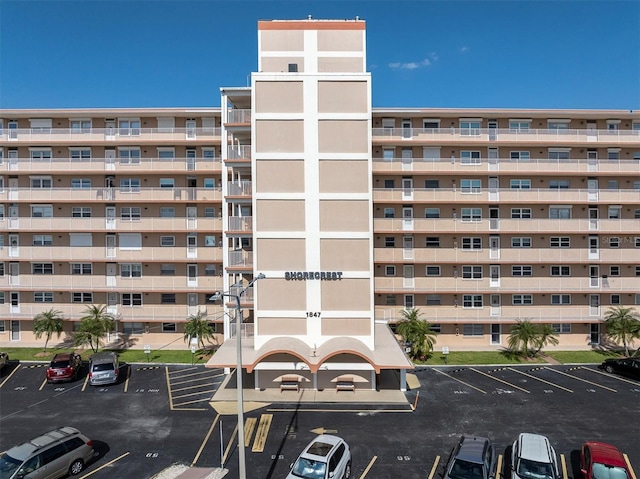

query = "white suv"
(511, 433), (559, 479)
(287, 434), (351, 479)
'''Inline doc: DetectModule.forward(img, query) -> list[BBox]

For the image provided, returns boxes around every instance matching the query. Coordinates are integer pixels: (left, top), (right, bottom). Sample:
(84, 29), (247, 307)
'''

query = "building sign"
(285, 271), (343, 281)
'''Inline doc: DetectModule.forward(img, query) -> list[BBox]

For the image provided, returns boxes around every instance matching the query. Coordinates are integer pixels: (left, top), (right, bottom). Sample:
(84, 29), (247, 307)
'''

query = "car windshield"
(517, 458), (554, 479)
(0, 452), (22, 479)
(450, 459), (485, 479)
(92, 363), (114, 371)
(291, 457), (327, 479)
(592, 463), (630, 479)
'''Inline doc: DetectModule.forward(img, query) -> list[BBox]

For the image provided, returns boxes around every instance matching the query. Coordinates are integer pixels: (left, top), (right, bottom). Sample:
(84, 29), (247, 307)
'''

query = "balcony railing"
(0, 156), (222, 173)
(0, 187), (223, 203)
(371, 127), (640, 143)
(0, 245), (224, 261)
(227, 145), (252, 161)
(225, 109), (251, 125)
(0, 127), (222, 142)
(226, 181), (252, 197)
(228, 250), (253, 267)
(228, 216), (253, 232)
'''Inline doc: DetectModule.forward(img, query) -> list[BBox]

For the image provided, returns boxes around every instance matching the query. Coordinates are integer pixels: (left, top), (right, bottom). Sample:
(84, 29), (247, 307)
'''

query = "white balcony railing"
(225, 109), (251, 125)
(0, 187), (223, 203)
(0, 156), (222, 172)
(0, 127), (221, 142)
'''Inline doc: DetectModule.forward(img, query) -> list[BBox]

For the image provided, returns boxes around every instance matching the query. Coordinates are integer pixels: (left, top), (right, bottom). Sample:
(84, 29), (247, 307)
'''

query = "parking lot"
(0, 361), (638, 478)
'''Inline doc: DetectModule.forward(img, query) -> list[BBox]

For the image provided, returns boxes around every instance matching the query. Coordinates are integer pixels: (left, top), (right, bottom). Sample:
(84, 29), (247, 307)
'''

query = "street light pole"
(211, 273), (265, 479)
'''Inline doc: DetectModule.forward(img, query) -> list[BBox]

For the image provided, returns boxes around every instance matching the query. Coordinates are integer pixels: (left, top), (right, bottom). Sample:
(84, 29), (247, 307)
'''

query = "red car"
(581, 442), (631, 479)
(46, 352), (82, 383)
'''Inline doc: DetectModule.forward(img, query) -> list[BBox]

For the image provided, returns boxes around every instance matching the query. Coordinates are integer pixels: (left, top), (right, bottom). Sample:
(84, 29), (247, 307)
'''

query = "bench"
(280, 375), (300, 393)
(335, 377), (355, 392)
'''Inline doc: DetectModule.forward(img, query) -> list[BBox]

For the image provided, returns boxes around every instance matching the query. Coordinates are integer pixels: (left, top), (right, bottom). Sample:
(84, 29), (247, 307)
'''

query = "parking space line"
(507, 368), (573, 393)
(244, 417), (257, 446)
(169, 366), (199, 374)
(172, 382), (219, 393)
(38, 377), (47, 391)
(433, 368), (487, 394)
(252, 414), (273, 453)
(191, 414), (220, 466)
(359, 455), (377, 479)
(544, 367), (617, 392)
(496, 454), (503, 479)
(624, 454), (637, 479)
(172, 389), (216, 400)
(585, 367), (640, 386)
(223, 424), (238, 464)
(172, 399), (209, 409)
(470, 368), (530, 394)
(165, 367), (175, 410)
(169, 370), (214, 381)
(427, 455), (440, 479)
(0, 365), (21, 389)
(81, 373), (89, 392)
(560, 454), (568, 479)
(123, 365), (131, 393)
(79, 451), (130, 478)
(171, 377), (218, 387)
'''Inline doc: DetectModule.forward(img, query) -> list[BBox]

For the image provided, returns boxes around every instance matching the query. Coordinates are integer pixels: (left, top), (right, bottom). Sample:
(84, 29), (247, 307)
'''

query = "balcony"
(227, 145), (252, 162)
(225, 109), (251, 126)
(372, 157), (640, 174)
(226, 181), (252, 198)
(0, 187), (223, 203)
(0, 156), (222, 173)
(0, 127), (222, 144)
(371, 127), (640, 144)
(228, 250), (253, 268)
(228, 216), (253, 233)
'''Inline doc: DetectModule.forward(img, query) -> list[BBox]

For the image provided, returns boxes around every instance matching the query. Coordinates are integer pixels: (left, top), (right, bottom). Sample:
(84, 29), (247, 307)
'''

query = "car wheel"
(69, 459), (84, 475)
(605, 365), (614, 373)
(344, 461), (351, 478)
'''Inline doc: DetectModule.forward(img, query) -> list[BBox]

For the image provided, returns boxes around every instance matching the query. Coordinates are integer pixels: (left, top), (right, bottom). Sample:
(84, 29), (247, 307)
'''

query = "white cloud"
(459, 46), (469, 53)
(388, 58), (432, 70)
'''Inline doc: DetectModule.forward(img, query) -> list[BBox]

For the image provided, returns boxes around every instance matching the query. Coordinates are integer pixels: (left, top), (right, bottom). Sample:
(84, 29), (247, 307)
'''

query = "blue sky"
(1, 0), (638, 110)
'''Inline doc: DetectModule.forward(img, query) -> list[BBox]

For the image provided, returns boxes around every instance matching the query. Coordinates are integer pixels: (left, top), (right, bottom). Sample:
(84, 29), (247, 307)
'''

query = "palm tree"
(533, 324), (560, 356)
(73, 305), (115, 353)
(33, 308), (65, 351)
(604, 306), (640, 356)
(183, 311), (215, 350)
(507, 319), (540, 357)
(395, 308), (438, 361)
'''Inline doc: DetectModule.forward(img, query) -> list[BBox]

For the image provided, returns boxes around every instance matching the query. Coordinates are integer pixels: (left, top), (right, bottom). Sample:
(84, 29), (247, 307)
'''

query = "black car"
(599, 357), (640, 380)
(444, 435), (496, 479)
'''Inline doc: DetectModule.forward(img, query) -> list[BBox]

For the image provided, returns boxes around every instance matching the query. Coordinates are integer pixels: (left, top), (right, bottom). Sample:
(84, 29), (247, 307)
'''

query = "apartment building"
(1, 17), (639, 392)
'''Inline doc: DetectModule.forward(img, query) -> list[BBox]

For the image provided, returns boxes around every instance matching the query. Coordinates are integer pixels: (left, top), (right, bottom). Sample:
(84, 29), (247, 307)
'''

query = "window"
(462, 266), (483, 279)
(461, 208), (482, 222)
(460, 120), (481, 136)
(460, 151), (481, 165)
(30, 149), (52, 160)
(161, 264), (176, 276)
(549, 207), (572, 219)
(0, 295), (4, 306)
(611, 294), (621, 305)
(161, 236), (175, 247)
(512, 294), (533, 305)
(551, 294), (571, 305)
(510, 179), (531, 189)
(0, 263), (4, 276)
(509, 120), (531, 131)
(205, 236), (216, 247)
(71, 263), (92, 275)
(119, 232), (142, 249)
(33, 235), (53, 246)
(159, 207), (175, 218)
(461, 179), (481, 193)
(384, 208), (395, 218)
(72, 292), (93, 303)
(463, 324), (483, 336)
(608, 180), (619, 190)
(34, 292), (54, 303)
(425, 208), (440, 218)
(404, 295), (414, 309)
(119, 148), (141, 164)
(162, 323), (177, 332)
(205, 264), (216, 276)
(636, 266), (640, 276)
(549, 179), (569, 189)
(511, 208), (532, 219)
(70, 148), (91, 160)
(384, 179), (394, 189)
(157, 148), (175, 160)
(552, 324), (571, 334)
(31, 177), (52, 188)
(159, 178), (175, 188)
(385, 266), (396, 276)
(384, 237), (395, 247)
(424, 179), (439, 189)
(608, 206), (621, 219)
(122, 293), (143, 306)
(609, 266), (620, 277)
(510, 151), (530, 161)
(118, 119), (141, 136)
(548, 150), (570, 161)
(32, 263), (54, 274)
(636, 237), (640, 248)
(70, 119), (91, 132)
(512, 265), (532, 276)
(609, 237), (620, 248)
(550, 237), (570, 248)
(607, 149), (620, 160)
(120, 178), (140, 192)
(72, 207), (91, 218)
(204, 207), (216, 218)
(123, 322), (144, 335)
(511, 237), (532, 248)
(550, 266), (571, 276)
(382, 148), (394, 161)
(426, 266), (441, 276)
(548, 121), (570, 130)
(204, 178), (216, 189)
(71, 178), (91, 189)
(426, 295), (441, 305)
(425, 237), (440, 248)
(385, 295), (397, 305)
(161, 294), (176, 304)
(121, 263), (142, 278)
(462, 237), (482, 250)
(31, 205), (53, 218)
(121, 207), (141, 220)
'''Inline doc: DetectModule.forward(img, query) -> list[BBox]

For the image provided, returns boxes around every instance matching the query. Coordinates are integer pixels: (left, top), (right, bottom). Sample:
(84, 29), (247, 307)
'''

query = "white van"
(511, 433), (559, 479)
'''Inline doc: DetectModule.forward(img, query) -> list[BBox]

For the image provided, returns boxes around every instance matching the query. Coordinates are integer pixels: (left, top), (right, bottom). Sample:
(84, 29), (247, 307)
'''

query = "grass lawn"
(544, 349), (624, 364)
(415, 350), (547, 366)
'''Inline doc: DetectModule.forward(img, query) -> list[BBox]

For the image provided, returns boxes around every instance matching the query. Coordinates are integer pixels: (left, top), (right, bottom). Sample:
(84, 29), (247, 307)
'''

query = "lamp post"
(210, 272), (265, 479)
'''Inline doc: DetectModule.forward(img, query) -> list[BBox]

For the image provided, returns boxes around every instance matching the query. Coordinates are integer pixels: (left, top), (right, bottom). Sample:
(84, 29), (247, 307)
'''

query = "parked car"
(46, 353), (82, 383)
(511, 433), (559, 479)
(599, 358), (640, 380)
(0, 352), (9, 371)
(580, 441), (631, 479)
(444, 435), (496, 479)
(88, 352), (119, 386)
(0, 426), (94, 478)
(287, 434), (351, 479)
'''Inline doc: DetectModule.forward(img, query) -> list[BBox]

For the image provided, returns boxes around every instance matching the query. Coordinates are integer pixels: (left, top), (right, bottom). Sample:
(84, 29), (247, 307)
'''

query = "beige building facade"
(1, 18), (639, 392)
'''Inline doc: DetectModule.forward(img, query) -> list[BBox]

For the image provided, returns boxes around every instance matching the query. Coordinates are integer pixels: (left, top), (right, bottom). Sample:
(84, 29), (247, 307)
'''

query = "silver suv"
(287, 434), (351, 479)
(88, 352), (119, 386)
(511, 433), (559, 479)
(0, 426), (94, 478)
